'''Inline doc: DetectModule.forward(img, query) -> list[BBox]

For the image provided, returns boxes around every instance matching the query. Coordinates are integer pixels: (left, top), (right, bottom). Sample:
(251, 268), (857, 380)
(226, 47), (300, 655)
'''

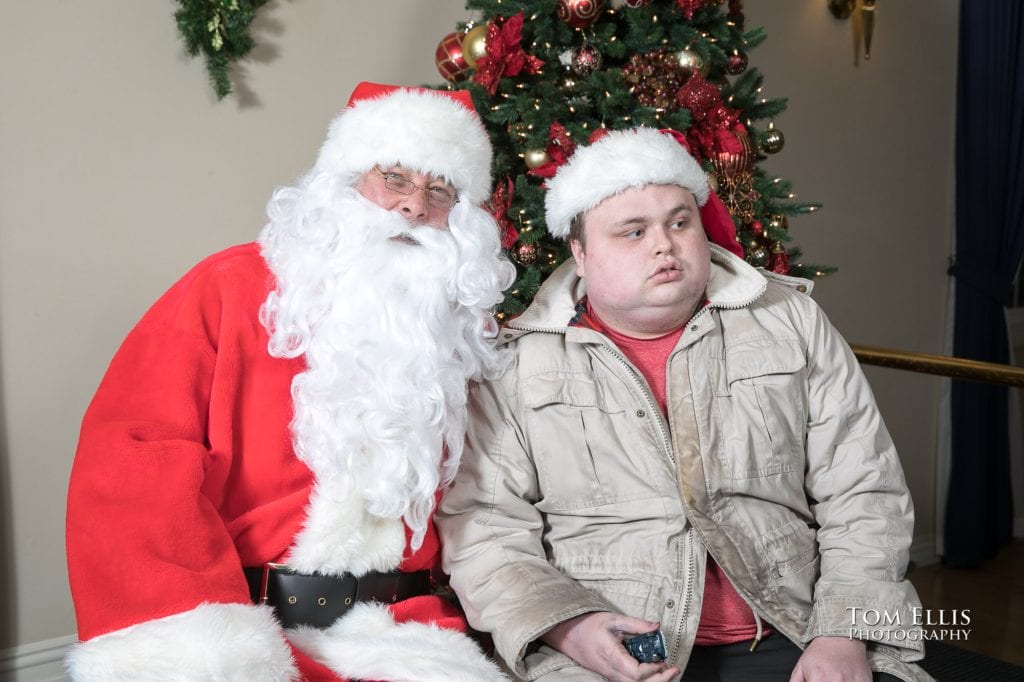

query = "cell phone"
(623, 629), (666, 663)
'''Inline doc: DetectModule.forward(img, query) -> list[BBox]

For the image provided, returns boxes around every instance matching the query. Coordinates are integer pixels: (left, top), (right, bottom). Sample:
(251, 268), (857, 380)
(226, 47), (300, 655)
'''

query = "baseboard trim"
(0, 634), (74, 682)
(910, 535), (939, 567)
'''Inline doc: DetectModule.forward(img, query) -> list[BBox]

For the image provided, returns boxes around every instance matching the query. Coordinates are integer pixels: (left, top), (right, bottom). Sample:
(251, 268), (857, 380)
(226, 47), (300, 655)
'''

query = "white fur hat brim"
(313, 85), (493, 206)
(544, 127), (711, 239)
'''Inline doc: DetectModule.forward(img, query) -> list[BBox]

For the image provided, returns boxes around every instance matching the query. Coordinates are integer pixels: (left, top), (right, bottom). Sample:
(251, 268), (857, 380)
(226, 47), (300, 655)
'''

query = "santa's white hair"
(258, 168), (514, 551)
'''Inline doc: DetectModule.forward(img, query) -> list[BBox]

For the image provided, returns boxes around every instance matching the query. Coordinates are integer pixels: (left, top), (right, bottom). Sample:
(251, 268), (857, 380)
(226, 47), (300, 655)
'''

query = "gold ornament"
(747, 244), (769, 268)
(761, 122), (785, 154)
(676, 48), (706, 77)
(462, 24), (489, 68)
(767, 214), (789, 232)
(523, 148), (551, 169)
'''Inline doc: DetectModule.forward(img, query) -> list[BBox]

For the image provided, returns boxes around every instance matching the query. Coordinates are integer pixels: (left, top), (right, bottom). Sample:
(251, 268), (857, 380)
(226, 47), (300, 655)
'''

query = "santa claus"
(65, 82), (515, 680)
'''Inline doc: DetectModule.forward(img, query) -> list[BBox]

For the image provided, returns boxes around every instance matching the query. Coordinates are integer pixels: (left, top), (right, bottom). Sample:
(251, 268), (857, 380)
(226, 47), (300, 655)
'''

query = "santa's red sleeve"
(65, 246), (307, 679)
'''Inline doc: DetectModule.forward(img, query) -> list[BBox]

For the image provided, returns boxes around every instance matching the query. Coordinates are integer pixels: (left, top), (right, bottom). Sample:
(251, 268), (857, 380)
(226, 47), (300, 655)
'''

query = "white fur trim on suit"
(544, 127), (711, 239)
(313, 88), (493, 206)
(65, 603), (297, 681)
(286, 481), (406, 576)
(287, 602), (508, 682)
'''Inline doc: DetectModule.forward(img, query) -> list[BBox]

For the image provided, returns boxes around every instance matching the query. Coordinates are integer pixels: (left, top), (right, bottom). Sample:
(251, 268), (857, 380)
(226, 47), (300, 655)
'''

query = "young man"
(438, 127), (931, 681)
(65, 82), (514, 681)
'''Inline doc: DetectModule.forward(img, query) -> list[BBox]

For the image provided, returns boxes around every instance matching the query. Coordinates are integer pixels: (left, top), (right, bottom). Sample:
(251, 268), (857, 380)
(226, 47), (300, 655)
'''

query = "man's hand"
(541, 612), (679, 682)
(790, 636), (871, 682)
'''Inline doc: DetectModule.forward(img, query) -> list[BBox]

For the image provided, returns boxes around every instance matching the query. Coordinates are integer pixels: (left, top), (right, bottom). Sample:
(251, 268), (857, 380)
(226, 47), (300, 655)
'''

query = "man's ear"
(569, 239), (585, 278)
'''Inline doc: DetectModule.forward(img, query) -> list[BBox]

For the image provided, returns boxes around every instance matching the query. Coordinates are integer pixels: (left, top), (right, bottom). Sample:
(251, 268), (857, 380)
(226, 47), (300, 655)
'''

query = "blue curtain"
(946, 1), (1024, 567)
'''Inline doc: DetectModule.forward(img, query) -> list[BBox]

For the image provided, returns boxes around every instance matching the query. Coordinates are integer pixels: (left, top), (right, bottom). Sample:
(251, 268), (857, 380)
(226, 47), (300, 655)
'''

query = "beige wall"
(0, 0), (957, 652)
(744, 0), (959, 564)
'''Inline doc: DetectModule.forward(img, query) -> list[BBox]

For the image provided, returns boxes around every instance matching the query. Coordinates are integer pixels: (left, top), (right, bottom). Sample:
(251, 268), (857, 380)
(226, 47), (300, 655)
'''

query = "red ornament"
(571, 44), (603, 76)
(556, 0), (606, 29)
(675, 0), (710, 20)
(675, 73), (741, 161)
(750, 220), (764, 235)
(435, 32), (470, 82)
(515, 242), (539, 265)
(769, 242), (790, 275)
(725, 50), (748, 75)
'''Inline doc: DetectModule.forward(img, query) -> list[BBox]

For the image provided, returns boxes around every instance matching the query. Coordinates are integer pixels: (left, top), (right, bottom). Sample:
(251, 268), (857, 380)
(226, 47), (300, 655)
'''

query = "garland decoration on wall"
(174, 0), (270, 99)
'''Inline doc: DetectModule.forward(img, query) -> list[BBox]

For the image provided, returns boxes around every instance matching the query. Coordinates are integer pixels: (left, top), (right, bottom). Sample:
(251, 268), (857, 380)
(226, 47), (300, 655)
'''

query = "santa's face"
(356, 165), (457, 230)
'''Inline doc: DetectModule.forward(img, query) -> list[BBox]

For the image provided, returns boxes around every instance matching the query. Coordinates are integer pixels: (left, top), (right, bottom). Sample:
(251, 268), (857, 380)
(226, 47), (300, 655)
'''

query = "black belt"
(243, 563), (432, 629)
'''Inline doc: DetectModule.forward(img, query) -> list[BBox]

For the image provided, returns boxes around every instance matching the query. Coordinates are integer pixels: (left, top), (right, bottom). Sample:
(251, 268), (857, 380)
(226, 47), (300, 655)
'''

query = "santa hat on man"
(312, 82), (494, 206)
(543, 126), (744, 257)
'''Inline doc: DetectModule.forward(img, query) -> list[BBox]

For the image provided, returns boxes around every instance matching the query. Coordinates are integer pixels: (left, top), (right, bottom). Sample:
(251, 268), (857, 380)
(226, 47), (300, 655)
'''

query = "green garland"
(174, 0), (270, 99)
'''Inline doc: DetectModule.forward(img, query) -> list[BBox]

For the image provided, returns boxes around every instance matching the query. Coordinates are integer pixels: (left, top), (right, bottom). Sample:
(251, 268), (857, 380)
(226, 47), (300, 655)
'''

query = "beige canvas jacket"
(438, 245), (931, 681)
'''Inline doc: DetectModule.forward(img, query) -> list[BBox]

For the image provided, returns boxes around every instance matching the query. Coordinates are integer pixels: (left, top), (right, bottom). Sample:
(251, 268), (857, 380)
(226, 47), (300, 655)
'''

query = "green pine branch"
(174, 0), (269, 99)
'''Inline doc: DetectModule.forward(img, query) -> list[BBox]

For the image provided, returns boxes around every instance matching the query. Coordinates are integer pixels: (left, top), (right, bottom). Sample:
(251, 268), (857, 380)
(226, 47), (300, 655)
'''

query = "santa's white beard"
(258, 179), (513, 554)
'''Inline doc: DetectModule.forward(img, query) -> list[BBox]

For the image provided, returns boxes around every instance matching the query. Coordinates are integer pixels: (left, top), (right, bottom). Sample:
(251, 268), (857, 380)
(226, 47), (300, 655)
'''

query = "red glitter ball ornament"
(726, 50), (748, 75)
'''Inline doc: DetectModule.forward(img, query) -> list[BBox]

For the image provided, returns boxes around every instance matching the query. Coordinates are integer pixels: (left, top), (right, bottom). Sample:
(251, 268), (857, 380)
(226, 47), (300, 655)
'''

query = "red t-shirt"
(576, 300), (766, 645)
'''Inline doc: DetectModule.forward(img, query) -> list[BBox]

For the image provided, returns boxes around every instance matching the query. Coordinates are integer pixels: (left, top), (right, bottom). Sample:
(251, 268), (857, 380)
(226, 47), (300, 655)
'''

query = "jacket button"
(690, 324), (698, 332)
(636, 409), (646, 418)
(666, 599), (676, 609)
(504, 333), (513, 339)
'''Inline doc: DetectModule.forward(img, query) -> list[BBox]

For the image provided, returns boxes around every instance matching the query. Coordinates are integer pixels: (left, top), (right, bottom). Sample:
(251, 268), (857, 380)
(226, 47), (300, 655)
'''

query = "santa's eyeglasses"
(373, 167), (459, 210)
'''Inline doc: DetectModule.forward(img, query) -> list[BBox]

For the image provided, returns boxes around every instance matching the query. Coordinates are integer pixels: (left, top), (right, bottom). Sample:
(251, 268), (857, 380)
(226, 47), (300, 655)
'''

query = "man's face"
(570, 183), (710, 338)
(356, 165), (457, 230)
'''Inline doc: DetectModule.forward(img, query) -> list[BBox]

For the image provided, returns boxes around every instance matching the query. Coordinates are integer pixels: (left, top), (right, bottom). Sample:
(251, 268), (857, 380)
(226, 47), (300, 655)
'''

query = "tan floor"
(908, 539), (1024, 666)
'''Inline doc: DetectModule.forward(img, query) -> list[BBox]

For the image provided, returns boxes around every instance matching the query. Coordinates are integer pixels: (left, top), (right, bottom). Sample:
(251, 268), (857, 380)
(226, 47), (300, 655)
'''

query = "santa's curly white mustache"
(257, 173), (514, 557)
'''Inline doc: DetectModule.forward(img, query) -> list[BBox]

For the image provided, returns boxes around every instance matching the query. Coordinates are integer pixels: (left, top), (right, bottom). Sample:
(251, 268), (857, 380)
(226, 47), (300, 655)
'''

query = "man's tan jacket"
(438, 245), (932, 681)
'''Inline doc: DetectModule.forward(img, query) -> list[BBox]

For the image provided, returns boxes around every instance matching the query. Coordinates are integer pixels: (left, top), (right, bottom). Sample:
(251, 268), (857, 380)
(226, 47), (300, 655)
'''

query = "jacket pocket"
(575, 577), (655, 620)
(522, 374), (665, 509)
(765, 522), (818, 623)
(712, 340), (807, 479)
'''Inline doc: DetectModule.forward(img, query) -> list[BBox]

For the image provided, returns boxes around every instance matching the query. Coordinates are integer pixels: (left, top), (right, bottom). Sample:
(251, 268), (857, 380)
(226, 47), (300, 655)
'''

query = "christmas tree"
(434, 0), (829, 320)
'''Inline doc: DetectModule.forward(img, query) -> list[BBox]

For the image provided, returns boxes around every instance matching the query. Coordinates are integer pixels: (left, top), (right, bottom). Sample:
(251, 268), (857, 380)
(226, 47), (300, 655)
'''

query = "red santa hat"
(544, 127), (744, 257)
(312, 82), (494, 206)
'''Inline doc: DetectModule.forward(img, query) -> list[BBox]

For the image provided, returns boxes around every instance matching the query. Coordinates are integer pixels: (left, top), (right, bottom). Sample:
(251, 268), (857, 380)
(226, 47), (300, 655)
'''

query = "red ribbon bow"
(472, 13), (545, 96)
(485, 177), (520, 249)
(528, 121), (577, 179)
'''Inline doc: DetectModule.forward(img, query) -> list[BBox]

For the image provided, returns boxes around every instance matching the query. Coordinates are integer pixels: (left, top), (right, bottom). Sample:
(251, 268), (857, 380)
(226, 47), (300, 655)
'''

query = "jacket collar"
(506, 244), (768, 337)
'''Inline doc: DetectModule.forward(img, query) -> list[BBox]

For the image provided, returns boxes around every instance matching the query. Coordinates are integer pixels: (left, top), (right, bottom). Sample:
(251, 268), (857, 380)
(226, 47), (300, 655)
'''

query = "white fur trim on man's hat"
(544, 127), (711, 239)
(312, 83), (494, 206)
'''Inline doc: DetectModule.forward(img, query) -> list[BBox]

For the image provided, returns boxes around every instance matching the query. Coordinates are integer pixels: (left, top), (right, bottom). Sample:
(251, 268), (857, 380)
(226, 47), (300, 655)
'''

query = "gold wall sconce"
(828, 0), (877, 64)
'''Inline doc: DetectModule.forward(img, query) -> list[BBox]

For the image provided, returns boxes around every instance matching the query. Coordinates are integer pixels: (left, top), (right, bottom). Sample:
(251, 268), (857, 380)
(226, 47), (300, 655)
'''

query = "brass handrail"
(851, 344), (1024, 387)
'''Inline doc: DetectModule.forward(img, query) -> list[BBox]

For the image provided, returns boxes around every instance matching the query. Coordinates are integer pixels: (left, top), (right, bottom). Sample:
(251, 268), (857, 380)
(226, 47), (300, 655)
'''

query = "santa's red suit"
(66, 243), (504, 680)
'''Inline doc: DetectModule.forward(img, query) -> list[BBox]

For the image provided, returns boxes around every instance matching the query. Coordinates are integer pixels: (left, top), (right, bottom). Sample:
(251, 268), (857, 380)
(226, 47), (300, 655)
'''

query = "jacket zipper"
(506, 307), (783, 654)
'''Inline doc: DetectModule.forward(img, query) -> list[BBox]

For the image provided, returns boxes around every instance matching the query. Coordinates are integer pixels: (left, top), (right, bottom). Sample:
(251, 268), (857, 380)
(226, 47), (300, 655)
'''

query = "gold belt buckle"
(259, 562), (290, 604)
